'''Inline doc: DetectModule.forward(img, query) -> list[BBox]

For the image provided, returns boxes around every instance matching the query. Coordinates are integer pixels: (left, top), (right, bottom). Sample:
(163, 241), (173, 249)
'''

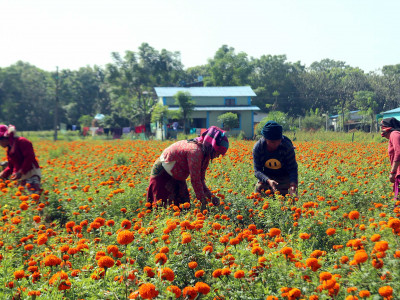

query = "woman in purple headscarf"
(147, 126), (229, 208)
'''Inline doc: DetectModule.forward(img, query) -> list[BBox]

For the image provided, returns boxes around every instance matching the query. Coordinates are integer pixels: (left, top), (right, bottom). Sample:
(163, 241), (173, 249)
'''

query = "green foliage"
(218, 112), (239, 130)
(206, 45), (252, 86)
(151, 103), (169, 126)
(113, 154), (129, 165)
(302, 109), (324, 130)
(48, 146), (67, 159)
(174, 91), (195, 134)
(78, 115), (93, 127)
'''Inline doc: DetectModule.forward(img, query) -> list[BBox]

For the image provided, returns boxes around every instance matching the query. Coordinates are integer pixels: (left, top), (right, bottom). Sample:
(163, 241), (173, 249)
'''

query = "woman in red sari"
(0, 125), (41, 194)
(147, 126), (229, 208)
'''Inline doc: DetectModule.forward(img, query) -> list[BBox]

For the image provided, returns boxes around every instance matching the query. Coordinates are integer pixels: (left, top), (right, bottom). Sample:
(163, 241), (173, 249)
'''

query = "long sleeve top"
(253, 136), (298, 184)
(2, 137), (40, 179)
(388, 131), (400, 177)
(160, 140), (211, 200)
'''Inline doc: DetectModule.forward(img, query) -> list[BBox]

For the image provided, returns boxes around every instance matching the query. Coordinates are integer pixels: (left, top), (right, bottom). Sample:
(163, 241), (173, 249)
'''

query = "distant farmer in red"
(0, 125), (41, 194)
(381, 117), (400, 200)
(147, 126), (229, 209)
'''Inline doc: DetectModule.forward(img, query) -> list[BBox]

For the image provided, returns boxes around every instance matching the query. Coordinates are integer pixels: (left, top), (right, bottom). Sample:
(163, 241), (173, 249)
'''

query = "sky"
(1, 0), (399, 73)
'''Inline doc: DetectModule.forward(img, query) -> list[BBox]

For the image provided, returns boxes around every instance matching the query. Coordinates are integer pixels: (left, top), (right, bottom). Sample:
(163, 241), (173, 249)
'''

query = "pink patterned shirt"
(388, 131), (400, 177)
(160, 140), (211, 200)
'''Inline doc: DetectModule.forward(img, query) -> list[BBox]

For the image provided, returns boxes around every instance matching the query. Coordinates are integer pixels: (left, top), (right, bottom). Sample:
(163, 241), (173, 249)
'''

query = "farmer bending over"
(147, 126), (229, 209)
(253, 121), (298, 196)
(0, 125), (42, 194)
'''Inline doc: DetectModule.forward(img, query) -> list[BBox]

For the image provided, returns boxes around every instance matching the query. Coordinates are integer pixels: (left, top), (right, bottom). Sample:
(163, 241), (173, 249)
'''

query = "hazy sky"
(1, 0), (399, 72)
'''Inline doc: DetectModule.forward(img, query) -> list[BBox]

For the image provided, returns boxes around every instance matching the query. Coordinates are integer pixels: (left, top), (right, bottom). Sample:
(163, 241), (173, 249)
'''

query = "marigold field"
(0, 138), (399, 300)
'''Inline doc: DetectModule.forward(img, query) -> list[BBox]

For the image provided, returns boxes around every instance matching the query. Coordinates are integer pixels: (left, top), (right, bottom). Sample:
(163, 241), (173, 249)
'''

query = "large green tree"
(105, 43), (184, 128)
(0, 61), (54, 130)
(206, 45), (252, 86)
(249, 55), (304, 115)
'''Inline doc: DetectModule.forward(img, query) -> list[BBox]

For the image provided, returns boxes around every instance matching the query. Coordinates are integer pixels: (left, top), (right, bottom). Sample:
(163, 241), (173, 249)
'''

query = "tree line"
(0, 42), (399, 131)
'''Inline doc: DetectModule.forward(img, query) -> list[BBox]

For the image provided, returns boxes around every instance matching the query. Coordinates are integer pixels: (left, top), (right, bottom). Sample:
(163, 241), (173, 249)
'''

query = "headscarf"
(380, 118), (400, 137)
(195, 126), (229, 156)
(0, 125), (16, 143)
(261, 121), (283, 140)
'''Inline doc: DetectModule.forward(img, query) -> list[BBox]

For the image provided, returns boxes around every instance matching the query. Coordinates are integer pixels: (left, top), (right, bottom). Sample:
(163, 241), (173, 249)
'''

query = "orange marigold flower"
(234, 270), (245, 279)
(24, 244), (34, 251)
(98, 256), (115, 269)
(378, 286), (393, 297)
(19, 202), (29, 210)
(65, 221), (75, 229)
(280, 247), (293, 255)
(348, 211), (360, 220)
(212, 268), (222, 278)
(139, 283), (159, 299)
(36, 234), (48, 245)
(154, 253), (168, 265)
(117, 230), (134, 245)
(31, 193), (40, 200)
(306, 258), (321, 271)
(221, 268), (231, 276)
(370, 234), (381, 242)
(354, 250), (368, 264)
(195, 282), (210, 295)
(288, 288), (301, 298)
(299, 233), (310, 239)
(229, 238), (240, 246)
(107, 245), (119, 255)
(212, 223), (222, 230)
(32, 215), (41, 223)
(188, 261), (198, 269)
(326, 228), (336, 236)
(319, 272), (332, 281)
(143, 266), (155, 278)
(167, 285), (182, 298)
(182, 286), (198, 300)
(195, 270), (205, 278)
(14, 270), (25, 280)
(121, 219), (132, 229)
(49, 270), (68, 285)
(388, 218), (400, 229)
(359, 290), (371, 298)
(181, 233), (192, 244)
(43, 255), (62, 267)
(269, 228), (281, 237)
(203, 245), (213, 253)
(106, 220), (115, 227)
(374, 240), (389, 252)
(159, 267), (175, 281)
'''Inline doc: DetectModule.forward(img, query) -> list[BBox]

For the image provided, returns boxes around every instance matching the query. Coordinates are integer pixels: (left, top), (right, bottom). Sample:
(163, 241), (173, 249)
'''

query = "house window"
(224, 98), (236, 106)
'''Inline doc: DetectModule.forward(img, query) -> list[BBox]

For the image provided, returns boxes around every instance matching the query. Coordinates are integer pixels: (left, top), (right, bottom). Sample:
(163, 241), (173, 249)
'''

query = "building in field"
(154, 86), (260, 139)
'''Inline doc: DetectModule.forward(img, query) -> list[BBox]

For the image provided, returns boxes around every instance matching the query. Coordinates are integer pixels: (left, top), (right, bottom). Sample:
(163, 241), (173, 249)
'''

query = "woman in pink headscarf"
(0, 125), (41, 194)
(147, 126), (229, 209)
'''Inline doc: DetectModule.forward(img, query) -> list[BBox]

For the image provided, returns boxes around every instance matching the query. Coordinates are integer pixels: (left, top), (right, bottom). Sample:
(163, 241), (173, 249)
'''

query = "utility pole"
(54, 66), (59, 141)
